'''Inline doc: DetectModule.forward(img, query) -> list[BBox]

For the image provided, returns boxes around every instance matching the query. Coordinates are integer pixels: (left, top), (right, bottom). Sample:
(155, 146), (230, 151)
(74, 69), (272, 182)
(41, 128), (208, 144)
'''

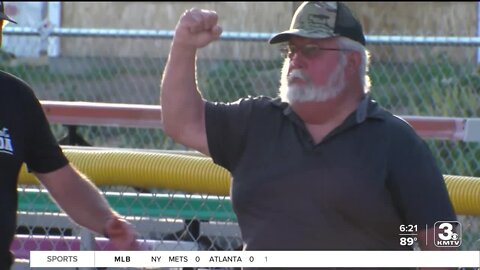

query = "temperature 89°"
(400, 237), (417, 246)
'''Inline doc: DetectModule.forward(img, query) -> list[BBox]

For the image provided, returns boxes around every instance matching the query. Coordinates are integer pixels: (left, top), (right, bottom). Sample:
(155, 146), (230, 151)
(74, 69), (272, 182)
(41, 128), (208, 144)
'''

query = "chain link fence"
(4, 27), (479, 175)
(5, 23), (480, 268)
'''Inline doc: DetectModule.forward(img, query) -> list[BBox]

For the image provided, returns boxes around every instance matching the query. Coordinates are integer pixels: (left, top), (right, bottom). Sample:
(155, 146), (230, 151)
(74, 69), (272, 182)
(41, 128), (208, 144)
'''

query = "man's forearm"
(36, 164), (116, 235)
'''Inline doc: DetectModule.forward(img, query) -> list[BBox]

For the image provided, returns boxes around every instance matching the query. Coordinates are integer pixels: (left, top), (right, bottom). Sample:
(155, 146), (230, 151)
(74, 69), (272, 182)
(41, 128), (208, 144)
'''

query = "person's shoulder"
(0, 70), (31, 87)
(0, 70), (36, 98)
(367, 100), (422, 141)
(234, 95), (276, 103)
(366, 99), (414, 131)
(224, 95), (280, 108)
(381, 111), (425, 145)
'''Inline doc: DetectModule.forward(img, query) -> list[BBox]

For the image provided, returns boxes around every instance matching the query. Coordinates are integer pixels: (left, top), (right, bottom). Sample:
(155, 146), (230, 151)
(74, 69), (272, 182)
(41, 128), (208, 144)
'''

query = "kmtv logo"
(434, 221), (461, 247)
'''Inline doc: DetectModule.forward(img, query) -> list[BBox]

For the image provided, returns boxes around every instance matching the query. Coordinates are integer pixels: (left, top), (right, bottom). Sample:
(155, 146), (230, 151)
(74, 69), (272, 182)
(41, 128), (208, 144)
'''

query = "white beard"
(279, 55), (347, 103)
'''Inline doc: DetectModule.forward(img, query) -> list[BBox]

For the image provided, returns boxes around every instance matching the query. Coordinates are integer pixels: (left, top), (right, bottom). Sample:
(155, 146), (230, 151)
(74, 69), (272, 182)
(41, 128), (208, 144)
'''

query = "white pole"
(48, 1), (61, 57)
(477, 2), (480, 63)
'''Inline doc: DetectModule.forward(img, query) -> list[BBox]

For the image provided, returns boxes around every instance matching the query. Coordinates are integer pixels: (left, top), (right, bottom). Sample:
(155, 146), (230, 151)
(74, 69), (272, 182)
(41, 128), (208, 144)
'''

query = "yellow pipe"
(444, 175), (480, 215)
(18, 147), (480, 215)
(19, 147), (231, 196)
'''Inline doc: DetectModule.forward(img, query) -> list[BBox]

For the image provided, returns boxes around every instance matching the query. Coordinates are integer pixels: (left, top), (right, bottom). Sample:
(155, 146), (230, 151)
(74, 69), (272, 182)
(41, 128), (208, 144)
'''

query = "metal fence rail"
(39, 100), (480, 141)
(5, 26), (480, 45)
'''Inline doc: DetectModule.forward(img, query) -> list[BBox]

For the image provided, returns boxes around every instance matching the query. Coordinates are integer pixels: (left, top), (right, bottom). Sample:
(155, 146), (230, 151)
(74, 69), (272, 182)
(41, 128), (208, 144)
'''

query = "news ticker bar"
(30, 250), (480, 268)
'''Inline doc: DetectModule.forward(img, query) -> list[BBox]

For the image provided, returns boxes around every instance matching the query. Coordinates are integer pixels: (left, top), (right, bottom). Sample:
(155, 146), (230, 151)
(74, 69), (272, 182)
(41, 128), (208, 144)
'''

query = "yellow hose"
(444, 175), (480, 215)
(18, 147), (480, 215)
(18, 148), (231, 196)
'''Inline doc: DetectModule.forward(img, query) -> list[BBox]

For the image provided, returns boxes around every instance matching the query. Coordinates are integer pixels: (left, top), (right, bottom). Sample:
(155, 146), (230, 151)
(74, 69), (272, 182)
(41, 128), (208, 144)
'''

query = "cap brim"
(269, 29), (335, 44)
(0, 12), (17, 24)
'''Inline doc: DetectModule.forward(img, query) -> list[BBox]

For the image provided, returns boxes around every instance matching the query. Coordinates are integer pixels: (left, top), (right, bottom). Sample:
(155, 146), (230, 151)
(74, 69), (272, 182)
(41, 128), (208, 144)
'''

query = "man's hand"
(104, 216), (140, 250)
(173, 8), (223, 50)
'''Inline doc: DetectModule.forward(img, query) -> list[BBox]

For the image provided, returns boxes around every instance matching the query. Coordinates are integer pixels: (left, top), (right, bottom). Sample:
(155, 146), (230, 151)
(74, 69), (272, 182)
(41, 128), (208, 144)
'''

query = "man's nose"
(289, 52), (306, 69)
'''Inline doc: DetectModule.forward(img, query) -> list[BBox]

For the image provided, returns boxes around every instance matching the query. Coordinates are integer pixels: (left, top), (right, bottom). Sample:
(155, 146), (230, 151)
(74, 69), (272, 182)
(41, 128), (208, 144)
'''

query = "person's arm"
(386, 119), (457, 270)
(160, 8), (222, 156)
(34, 164), (139, 250)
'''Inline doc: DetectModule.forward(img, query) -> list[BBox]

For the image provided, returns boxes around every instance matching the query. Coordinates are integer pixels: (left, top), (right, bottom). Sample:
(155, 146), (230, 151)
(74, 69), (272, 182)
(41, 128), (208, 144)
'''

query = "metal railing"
(5, 26), (480, 45)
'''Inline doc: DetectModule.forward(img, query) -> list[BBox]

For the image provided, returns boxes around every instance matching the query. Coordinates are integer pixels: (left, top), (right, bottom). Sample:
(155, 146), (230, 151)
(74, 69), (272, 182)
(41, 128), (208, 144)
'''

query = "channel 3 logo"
(434, 221), (462, 247)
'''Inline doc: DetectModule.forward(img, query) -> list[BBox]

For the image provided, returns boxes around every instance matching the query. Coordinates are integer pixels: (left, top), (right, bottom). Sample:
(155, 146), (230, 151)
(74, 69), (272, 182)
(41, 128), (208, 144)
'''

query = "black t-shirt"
(205, 95), (456, 251)
(0, 71), (68, 267)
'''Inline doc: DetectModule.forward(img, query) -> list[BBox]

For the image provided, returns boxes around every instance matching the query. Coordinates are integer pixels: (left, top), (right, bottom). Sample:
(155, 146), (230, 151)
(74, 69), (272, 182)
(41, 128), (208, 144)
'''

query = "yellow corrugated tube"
(18, 147), (480, 215)
(443, 175), (480, 215)
(18, 147), (231, 196)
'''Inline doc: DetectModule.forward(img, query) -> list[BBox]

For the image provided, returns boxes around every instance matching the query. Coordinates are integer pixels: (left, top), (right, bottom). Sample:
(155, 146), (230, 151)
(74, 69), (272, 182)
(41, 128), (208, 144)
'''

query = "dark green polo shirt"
(205, 95), (456, 251)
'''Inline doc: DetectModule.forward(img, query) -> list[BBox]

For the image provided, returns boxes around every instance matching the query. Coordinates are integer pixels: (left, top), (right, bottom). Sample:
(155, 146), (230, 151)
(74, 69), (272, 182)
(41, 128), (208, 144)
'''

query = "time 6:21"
(399, 224), (418, 233)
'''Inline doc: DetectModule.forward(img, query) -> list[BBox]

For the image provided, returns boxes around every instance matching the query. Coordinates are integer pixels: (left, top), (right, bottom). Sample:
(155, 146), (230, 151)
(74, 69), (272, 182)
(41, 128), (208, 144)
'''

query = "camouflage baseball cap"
(0, 1), (16, 24)
(269, 2), (365, 45)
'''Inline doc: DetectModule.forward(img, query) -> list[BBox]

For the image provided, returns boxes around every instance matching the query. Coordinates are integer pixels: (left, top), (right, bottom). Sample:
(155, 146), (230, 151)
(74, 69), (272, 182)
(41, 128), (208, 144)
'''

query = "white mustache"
(287, 69), (308, 83)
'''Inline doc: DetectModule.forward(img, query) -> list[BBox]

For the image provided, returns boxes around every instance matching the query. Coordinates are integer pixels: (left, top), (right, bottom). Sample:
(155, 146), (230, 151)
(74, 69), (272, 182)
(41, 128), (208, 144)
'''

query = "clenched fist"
(173, 8), (223, 50)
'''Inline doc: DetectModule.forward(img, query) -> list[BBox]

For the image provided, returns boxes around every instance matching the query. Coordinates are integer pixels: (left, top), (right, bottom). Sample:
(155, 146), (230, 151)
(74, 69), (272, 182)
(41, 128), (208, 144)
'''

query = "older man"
(161, 0), (456, 259)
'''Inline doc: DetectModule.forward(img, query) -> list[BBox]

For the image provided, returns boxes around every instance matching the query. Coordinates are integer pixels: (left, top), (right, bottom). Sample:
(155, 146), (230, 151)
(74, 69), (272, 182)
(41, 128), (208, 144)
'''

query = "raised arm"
(160, 8), (222, 156)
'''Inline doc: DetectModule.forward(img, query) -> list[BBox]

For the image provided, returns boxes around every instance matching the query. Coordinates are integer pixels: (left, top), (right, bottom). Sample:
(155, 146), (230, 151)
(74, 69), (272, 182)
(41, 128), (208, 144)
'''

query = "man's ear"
(346, 50), (361, 74)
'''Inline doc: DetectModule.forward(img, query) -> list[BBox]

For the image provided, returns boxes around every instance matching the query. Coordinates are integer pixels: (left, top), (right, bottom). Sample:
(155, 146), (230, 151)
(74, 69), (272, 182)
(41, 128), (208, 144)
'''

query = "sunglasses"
(280, 44), (350, 59)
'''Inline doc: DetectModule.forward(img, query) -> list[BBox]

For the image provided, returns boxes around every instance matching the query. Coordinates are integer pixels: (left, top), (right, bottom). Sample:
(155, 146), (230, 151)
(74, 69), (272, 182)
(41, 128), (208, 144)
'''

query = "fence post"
(79, 228), (96, 270)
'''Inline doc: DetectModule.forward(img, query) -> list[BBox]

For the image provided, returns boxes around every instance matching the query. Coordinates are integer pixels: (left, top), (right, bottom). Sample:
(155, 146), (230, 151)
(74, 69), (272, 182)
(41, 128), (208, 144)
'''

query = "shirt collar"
(355, 95), (386, 123)
(272, 94), (387, 124)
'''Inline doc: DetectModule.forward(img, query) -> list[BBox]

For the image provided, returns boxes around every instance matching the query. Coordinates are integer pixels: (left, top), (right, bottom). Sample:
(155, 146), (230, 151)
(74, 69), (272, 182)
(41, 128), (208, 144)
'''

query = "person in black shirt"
(0, 2), (139, 269)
